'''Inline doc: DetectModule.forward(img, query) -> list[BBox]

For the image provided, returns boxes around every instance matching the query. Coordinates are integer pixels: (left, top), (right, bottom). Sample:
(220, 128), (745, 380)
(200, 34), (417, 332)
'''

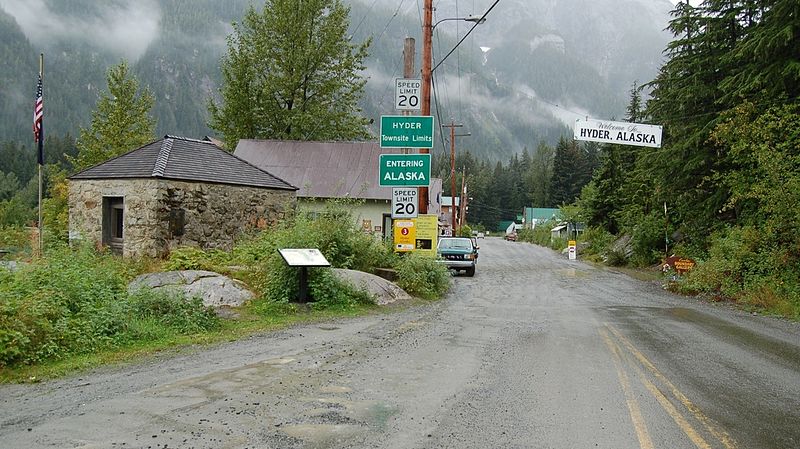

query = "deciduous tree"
(72, 61), (156, 171)
(209, 0), (371, 148)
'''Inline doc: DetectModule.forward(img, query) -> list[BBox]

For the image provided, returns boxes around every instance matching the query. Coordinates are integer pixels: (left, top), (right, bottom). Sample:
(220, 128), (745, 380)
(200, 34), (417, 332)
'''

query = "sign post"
(568, 240), (577, 260)
(278, 249), (331, 303)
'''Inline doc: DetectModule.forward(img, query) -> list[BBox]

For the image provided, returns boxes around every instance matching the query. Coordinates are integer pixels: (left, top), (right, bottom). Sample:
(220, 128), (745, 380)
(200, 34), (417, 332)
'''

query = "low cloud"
(0, 0), (161, 61)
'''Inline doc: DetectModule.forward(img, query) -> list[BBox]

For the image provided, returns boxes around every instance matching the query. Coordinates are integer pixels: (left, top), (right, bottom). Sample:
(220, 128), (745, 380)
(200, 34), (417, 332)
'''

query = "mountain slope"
(0, 0), (673, 162)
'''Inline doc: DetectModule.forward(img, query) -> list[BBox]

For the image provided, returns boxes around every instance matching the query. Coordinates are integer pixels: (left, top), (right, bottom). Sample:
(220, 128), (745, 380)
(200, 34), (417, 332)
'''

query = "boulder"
(332, 268), (412, 306)
(128, 270), (254, 308)
(0, 260), (23, 272)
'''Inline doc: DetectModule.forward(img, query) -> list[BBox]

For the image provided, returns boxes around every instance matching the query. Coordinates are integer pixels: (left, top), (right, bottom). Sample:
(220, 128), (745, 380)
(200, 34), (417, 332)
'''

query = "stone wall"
(157, 180), (295, 255)
(69, 179), (161, 257)
(69, 178), (296, 258)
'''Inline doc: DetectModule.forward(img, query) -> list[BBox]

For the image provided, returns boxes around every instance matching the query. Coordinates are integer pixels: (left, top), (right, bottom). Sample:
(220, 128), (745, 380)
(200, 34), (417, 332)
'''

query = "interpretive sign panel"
(379, 154), (431, 187)
(574, 118), (663, 148)
(380, 115), (434, 148)
(278, 249), (331, 267)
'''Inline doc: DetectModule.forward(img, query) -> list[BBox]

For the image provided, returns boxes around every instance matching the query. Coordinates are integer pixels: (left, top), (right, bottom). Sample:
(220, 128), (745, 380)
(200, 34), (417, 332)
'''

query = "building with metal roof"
(234, 140), (442, 239)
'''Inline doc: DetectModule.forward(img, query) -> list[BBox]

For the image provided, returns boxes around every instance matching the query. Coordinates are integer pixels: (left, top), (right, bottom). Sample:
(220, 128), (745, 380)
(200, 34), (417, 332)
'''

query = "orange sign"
(664, 256), (696, 274)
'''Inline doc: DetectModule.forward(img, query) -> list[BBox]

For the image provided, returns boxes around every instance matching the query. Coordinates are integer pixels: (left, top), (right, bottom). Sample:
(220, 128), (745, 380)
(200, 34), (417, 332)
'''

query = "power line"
(351, 0), (381, 38)
(432, 0), (500, 73)
(376, 0), (407, 42)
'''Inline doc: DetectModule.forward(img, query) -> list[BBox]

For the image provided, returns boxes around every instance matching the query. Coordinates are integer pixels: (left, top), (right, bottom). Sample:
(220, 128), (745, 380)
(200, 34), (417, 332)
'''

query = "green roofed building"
(523, 208), (561, 229)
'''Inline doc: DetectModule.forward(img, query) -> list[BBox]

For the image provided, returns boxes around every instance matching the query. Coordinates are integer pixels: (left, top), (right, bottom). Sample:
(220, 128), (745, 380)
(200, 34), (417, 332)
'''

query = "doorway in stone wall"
(102, 197), (124, 255)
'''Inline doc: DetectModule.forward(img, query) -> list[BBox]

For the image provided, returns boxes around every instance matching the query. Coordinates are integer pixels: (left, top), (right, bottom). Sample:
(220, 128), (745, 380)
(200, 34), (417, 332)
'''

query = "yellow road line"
(606, 324), (738, 449)
(638, 364), (713, 449)
(600, 328), (656, 449)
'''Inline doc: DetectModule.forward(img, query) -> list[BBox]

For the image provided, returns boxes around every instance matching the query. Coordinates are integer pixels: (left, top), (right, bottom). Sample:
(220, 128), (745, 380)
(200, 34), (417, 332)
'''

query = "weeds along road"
(2, 237), (800, 449)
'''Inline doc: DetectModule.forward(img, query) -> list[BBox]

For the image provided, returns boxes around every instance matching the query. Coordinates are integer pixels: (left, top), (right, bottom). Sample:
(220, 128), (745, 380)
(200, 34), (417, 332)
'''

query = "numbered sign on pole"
(392, 187), (418, 219)
(395, 78), (421, 111)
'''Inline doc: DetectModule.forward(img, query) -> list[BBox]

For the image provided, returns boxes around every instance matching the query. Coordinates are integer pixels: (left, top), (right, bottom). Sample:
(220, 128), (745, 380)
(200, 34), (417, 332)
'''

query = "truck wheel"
(466, 267), (475, 277)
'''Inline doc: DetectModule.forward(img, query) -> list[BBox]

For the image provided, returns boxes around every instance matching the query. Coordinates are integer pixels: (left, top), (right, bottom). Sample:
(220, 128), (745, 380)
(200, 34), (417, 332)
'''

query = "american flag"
(34, 73), (43, 164)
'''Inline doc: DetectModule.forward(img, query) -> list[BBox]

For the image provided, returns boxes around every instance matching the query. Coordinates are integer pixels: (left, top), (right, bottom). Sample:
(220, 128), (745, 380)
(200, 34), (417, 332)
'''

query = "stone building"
(68, 136), (297, 258)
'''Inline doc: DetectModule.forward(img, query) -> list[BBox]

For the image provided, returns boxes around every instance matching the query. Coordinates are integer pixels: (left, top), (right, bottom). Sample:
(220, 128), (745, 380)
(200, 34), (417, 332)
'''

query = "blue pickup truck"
(436, 237), (478, 277)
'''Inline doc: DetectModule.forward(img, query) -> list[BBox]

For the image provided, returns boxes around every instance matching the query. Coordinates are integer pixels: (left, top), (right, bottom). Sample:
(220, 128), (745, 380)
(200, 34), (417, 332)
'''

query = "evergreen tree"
(720, 0), (800, 103)
(626, 81), (643, 123)
(209, 0), (371, 148)
(72, 61), (156, 171)
(549, 137), (591, 206)
(527, 142), (554, 208)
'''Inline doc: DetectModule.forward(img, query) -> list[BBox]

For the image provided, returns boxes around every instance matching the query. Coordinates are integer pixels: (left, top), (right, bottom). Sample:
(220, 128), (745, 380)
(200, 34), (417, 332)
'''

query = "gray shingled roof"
(69, 136), (297, 191)
(234, 140), (410, 200)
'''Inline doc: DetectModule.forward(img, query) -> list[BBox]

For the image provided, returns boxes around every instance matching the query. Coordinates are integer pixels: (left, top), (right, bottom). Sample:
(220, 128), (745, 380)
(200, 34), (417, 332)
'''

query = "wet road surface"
(1, 237), (799, 448)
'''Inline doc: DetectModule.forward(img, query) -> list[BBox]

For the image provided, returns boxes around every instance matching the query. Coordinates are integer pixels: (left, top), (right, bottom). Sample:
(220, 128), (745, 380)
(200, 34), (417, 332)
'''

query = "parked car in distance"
(437, 237), (478, 276)
(476, 232), (485, 239)
(505, 232), (517, 241)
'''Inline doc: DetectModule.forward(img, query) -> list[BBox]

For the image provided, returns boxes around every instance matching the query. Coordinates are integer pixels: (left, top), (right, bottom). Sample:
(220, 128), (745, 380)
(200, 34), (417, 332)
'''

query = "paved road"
(2, 238), (799, 448)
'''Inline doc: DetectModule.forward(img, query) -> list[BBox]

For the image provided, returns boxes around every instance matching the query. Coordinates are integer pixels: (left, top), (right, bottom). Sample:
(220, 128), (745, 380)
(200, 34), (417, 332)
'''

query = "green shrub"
(309, 270), (377, 311)
(680, 226), (778, 298)
(581, 227), (614, 258)
(234, 200), (395, 308)
(164, 246), (232, 272)
(629, 212), (666, 267)
(394, 252), (450, 300)
(0, 245), (129, 365)
(127, 289), (219, 335)
(0, 245), (219, 368)
(0, 226), (32, 258)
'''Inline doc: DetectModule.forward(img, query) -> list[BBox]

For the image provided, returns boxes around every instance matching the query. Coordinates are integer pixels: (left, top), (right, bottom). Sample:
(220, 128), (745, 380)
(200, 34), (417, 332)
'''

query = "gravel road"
(2, 237), (799, 449)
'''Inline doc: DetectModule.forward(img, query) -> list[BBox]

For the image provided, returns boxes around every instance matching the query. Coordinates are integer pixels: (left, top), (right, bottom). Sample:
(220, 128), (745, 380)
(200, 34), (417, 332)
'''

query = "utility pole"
(459, 167), (467, 232)
(419, 0), (433, 214)
(442, 121), (462, 235)
(402, 38), (416, 155)
(400, 37), (416, 156)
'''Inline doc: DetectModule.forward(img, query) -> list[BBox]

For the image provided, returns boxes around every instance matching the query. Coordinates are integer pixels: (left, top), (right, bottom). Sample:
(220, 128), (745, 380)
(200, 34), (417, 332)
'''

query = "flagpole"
(37, 53), (43, 256)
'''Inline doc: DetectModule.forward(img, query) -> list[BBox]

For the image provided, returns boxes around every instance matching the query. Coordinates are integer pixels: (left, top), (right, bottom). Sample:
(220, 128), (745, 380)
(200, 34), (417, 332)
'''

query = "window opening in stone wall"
(169, 208), (186, 236)
(102, 196), (124, 255)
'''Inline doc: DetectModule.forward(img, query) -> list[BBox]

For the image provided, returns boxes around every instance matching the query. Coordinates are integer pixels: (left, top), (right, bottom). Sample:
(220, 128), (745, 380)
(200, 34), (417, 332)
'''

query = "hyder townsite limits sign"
(380, 116), (434, 149)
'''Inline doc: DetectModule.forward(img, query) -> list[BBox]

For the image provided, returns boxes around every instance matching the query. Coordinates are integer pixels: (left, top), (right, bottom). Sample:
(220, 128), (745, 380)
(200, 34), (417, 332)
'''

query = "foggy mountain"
(0, 0), (673, 162)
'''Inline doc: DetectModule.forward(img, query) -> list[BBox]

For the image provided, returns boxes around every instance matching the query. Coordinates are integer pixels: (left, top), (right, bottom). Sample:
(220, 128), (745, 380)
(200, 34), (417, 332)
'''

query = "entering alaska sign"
(574, 118), (663, 148)
(379, 154), (431, 187)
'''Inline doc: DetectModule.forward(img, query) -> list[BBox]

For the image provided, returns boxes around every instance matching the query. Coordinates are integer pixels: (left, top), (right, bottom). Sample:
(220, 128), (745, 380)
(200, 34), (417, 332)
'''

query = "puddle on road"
(396, 320), (426, 333)
(608, 305), (800, 369)
(263, 357), (296, 365)
(281, 423), (364, 446)
(665, 307), (800, 368)
(280, 398), (398, 447)
(319, 385), (352, 394)
(556, 268), (590, 278)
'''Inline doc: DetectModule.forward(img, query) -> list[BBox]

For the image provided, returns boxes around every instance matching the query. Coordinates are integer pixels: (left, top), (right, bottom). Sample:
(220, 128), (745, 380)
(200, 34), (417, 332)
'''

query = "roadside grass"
(0, 200), (448, 383)
(0, 300), (383, 384)
(520, 225), (799, 320)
